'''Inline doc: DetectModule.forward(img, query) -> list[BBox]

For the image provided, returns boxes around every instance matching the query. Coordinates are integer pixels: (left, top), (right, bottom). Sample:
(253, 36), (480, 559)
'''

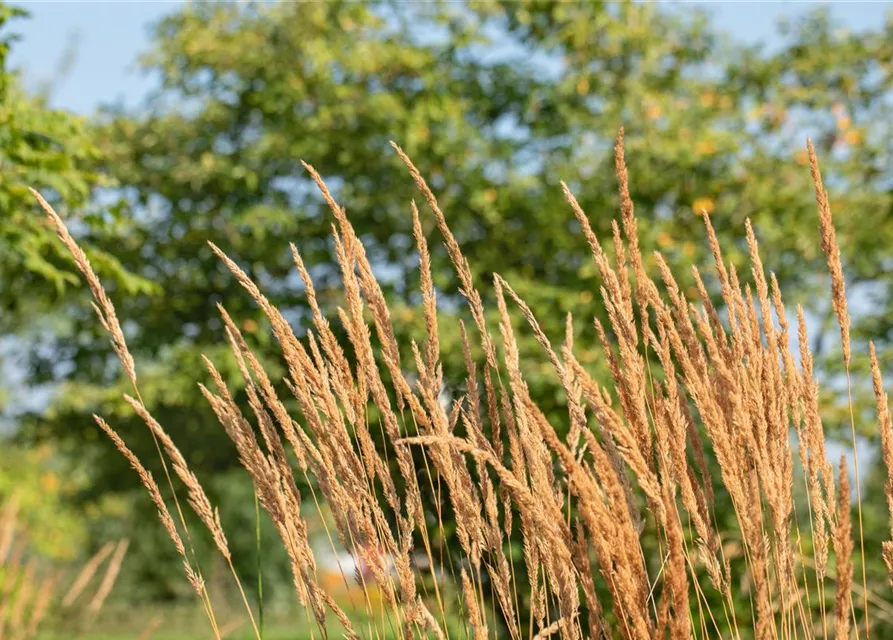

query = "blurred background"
(2, 1), (893, 638)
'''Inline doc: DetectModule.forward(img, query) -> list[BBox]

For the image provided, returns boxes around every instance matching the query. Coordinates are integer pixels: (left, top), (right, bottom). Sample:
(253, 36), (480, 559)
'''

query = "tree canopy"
(0, 6), (152, 333)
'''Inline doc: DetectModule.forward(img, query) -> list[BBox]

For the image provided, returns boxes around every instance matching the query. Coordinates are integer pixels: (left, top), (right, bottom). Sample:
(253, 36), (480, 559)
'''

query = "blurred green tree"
(0, 4), (153, 333)
(0, 0), (156, 585)
(12, 0), (893, 625)
(0, 442), (90, 561)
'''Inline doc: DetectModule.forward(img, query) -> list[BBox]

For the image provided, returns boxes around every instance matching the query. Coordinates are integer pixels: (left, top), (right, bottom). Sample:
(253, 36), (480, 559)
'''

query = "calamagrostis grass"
(37, 131), (893, 639)
(0, 496), (127, 638)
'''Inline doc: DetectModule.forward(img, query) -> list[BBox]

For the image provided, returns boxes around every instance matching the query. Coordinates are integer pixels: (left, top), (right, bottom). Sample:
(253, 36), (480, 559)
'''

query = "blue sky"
(7, 1), (892, 115)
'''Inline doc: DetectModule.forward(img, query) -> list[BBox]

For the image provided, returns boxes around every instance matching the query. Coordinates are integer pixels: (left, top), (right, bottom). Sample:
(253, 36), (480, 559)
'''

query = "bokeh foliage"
(0, 6), (153, 333)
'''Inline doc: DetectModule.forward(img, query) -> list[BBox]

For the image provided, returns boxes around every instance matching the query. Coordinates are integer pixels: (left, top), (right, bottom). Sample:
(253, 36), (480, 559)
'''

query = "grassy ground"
(36, 602), (458, 640)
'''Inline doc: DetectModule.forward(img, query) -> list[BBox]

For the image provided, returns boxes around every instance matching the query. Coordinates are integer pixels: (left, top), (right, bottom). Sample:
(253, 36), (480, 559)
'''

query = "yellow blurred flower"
(656, 232), (673, 248)
(795, 150), (809, 166)
(645, 104), (662, 121)
(843, 129), (862, 145)
(484, 188), (497, 203)
(242, 318), (258, 333)
(692, 197), (715, 215)
(699, 91), (716, 108)
(321, 571), (341, 592)
(576, 77), (589, 95)
(836, 116), (851, 131)
(580, 290), (593, 304)
(40, 472), (60, 493)
(695, 140), (716, 156)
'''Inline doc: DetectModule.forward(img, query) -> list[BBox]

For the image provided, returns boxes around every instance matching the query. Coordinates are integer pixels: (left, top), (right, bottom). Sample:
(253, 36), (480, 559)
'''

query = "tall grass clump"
(34, 130), (893, 639)
(0, 495), (129, 638)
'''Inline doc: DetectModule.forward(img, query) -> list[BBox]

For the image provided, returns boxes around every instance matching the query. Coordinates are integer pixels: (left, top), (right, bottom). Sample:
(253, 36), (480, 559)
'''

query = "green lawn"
(37, 602), (465, 640)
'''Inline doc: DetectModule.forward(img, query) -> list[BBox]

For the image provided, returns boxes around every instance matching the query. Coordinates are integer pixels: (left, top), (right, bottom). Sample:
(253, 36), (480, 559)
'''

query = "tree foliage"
(0, 3), (157, 576)
(0, 5), (152, 334)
